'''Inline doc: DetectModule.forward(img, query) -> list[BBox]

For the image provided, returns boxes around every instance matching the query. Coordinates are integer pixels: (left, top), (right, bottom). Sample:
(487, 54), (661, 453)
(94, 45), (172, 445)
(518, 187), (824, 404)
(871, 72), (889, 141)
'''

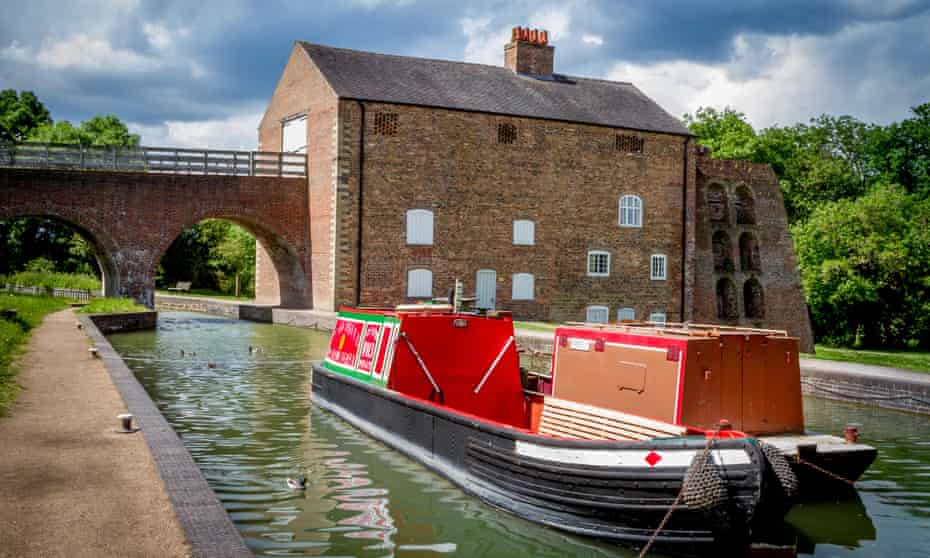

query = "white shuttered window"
(282, 115), (307, 154)
(406, 209), (434, 245)
(651, 254), (667, 280)
(617, 308), (636, 322)
(649, 312), (667, 324)
(512, 273), (534, 300)
(513, 220), (535, 245)
(586, 306), (609, 324)
(407, 269), (432, 298)
(619, 195), (642, 227)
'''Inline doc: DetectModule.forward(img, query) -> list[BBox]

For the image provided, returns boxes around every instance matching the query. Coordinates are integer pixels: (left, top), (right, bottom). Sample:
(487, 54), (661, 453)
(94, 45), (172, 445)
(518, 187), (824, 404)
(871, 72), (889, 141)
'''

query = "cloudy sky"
(2, 0), (928, 149)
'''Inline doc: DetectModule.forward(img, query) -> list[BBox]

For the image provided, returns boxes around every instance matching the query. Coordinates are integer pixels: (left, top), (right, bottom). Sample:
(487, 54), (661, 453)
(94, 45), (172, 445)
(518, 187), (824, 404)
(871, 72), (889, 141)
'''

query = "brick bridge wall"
(0, 168), (312, 308)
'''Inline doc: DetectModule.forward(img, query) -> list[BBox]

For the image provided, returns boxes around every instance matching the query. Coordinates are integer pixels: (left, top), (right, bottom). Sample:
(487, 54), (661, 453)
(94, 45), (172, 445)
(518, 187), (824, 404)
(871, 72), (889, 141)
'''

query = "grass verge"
(156, 288), (253, 301)
(0, 294), (69, 416)
(76, 298), (148, 314)
(513, 321), (559, 332)
(1, 271), (101, 291)
(804, 344), (930, 373)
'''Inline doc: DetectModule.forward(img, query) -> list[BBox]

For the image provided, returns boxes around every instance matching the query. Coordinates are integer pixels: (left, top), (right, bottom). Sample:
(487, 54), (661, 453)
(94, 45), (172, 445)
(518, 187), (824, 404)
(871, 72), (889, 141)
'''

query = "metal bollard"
(117, 413), (138, 433)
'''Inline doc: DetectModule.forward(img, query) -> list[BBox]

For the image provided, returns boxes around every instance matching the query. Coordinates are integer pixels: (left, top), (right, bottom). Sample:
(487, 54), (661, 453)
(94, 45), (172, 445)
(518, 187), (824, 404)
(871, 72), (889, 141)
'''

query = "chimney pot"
(504, 26), (555, 76)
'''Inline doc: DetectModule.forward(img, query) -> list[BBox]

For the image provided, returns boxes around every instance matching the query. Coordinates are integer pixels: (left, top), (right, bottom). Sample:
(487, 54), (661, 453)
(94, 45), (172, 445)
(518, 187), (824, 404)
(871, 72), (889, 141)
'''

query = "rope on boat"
(794, 456), (857, 486)
(637, 428), (721, 558)
(800, 378), (930, 406)
(760, 442), (800, 501)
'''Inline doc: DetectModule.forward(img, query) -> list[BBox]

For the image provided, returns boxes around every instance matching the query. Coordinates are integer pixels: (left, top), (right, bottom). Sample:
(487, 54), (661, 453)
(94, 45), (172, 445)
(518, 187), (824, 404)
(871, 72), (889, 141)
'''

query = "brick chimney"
(504, 27), (554, 76)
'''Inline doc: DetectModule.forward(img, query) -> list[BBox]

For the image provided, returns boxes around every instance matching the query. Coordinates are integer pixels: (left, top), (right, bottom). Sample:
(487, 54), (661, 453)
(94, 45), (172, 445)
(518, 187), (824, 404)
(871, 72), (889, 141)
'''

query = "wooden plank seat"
(539, 396), (687, 442)
(167, 281), (192, 292)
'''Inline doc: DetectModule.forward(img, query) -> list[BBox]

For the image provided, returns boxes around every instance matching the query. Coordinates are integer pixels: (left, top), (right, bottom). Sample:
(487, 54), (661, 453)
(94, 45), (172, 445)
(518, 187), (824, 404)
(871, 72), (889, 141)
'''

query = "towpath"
(0, 309), (191, 558)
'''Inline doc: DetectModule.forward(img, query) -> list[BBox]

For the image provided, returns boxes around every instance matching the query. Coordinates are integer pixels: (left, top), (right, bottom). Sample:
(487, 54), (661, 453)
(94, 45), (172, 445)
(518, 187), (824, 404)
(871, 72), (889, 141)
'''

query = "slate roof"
(300, 42), (692, 137)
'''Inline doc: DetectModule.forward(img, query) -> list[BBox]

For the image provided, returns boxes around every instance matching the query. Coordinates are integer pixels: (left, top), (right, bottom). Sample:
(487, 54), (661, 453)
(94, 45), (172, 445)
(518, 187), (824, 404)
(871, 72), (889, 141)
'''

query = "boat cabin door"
(476, 269), (496, 310)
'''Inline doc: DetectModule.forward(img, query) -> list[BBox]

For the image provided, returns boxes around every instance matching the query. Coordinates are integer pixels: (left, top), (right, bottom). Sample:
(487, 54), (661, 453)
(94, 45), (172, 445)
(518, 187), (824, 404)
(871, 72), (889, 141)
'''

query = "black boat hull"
(311, 364), (779, 552)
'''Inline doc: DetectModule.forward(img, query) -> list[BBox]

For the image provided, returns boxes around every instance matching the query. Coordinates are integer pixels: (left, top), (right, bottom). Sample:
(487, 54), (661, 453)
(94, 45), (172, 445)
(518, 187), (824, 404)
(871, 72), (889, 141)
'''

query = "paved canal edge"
(80, 314), (255, 558)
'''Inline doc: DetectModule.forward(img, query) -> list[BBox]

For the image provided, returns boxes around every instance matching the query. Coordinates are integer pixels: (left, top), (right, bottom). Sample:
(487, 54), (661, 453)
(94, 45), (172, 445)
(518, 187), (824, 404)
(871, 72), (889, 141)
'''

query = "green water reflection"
(108, 313), (930, 558)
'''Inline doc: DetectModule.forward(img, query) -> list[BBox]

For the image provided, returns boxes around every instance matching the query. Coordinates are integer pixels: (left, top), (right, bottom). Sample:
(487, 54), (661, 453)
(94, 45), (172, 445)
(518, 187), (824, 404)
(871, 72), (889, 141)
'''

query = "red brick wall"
(336, 101), (690, 323)
(0, 168), (312, 308)
(693, 152), (814, 352)
(258, 44), (338, 310)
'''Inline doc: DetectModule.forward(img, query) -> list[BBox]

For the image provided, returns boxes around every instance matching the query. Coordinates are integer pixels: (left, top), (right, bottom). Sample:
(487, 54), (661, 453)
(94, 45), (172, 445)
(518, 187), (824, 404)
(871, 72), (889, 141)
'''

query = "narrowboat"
(311, 306), (812, 552)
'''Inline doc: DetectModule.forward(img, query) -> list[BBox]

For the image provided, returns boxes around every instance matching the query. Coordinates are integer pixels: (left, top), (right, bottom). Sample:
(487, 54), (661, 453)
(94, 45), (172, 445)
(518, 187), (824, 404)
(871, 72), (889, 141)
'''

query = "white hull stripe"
(515, 441), (752, 468)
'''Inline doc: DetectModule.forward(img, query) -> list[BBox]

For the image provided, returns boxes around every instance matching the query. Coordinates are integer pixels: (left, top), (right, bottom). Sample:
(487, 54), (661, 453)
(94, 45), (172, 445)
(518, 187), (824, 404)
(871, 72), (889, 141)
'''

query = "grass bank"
(76, 298), (147, 314)
(804, 345), (930, 374)
(0, 294), (69, 416)
(514, 321), (559, 332)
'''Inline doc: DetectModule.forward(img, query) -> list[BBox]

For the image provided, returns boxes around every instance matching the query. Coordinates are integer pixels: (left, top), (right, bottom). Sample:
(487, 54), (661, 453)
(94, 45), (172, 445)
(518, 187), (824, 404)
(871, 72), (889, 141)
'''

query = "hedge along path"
(0, 309), (191, 558)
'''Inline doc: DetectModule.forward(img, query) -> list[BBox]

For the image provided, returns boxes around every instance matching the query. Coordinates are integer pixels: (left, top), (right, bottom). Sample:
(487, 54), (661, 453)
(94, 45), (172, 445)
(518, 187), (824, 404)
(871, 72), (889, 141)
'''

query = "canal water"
(108, 312), (930, 558)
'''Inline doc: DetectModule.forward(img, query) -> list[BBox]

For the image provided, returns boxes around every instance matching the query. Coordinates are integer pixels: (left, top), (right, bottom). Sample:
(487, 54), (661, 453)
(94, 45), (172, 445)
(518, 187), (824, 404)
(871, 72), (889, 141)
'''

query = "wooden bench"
(539, 396), (687, 442)
(166, 281), (192, 292)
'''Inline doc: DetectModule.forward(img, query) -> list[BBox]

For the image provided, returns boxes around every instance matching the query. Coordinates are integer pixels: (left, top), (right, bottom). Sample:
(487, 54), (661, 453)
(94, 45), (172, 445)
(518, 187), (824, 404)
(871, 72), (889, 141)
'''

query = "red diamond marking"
(644, 451), (662, 467)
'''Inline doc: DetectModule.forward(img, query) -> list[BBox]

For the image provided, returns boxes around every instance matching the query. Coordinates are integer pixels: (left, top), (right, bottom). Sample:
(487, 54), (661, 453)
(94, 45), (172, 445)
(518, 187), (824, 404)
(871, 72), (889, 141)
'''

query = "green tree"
(0, 90), (51, 142)
(683, 107), (760, 161)
(869, 102), (930, 199)
(792, 185), (930, 348)
(28, 114), (140, 146)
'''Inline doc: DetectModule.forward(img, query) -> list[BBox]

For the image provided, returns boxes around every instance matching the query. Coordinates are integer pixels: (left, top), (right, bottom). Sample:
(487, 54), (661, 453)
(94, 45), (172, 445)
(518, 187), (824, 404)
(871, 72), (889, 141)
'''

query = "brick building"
(257, 27), (813, 351)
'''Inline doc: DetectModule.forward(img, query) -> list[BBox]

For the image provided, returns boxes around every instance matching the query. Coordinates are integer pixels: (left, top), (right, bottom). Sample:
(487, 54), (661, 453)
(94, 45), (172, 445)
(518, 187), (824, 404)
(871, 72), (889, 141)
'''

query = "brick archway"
(0, 213), (120, 297)
(0, 168), (312, 308)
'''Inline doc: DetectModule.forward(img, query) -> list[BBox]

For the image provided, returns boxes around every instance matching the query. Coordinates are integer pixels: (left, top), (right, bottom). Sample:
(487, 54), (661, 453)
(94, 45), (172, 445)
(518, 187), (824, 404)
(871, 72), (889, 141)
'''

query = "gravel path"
(0, 309), (191, 558)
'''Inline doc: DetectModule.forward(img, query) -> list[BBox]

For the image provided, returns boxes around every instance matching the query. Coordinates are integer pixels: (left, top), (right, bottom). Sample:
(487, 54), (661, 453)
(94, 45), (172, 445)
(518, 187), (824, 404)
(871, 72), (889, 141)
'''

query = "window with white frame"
(586, 306), (609, 324)
(406, 209), (434, 245)
(512, 273), (534, 300)
(407, 269), (432, 298)
(617, 307), (636, 322)
(619, 195), (642, 227)
(649, 312), (666, 324)
(587, 250), (610, 277)
(651, 254), (667, 280)
(513, 220), (535, 245)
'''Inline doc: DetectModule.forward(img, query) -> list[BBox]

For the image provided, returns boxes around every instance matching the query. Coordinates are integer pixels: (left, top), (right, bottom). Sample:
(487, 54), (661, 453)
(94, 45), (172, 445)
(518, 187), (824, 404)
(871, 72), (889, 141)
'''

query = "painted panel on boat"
(324, 311), (400, 386)
(551, 328), (685, 424)
(388, 313), (526, 428)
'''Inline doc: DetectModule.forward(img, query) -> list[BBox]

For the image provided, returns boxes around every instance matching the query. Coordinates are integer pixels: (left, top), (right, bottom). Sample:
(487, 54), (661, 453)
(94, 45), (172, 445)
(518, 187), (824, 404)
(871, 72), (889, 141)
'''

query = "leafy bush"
(792, 185), (930, 348)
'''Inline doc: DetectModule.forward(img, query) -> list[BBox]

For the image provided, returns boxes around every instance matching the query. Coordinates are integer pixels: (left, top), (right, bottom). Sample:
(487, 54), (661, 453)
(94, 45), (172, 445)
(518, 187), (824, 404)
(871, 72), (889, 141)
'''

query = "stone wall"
(693, 150), (814, 352)
(336, 100), (692, 323)
(88, 311), (157, 333)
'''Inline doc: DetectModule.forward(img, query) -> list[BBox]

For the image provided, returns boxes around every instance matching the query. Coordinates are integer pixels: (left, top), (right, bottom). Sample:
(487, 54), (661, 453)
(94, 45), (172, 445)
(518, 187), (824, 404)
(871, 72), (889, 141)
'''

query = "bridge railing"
(0, 142), (307, 178)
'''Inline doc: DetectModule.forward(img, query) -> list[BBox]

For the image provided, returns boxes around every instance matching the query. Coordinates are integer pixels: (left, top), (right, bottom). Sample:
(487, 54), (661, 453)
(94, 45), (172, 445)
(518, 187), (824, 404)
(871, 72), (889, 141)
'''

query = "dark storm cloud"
(1, 0), (928, 135)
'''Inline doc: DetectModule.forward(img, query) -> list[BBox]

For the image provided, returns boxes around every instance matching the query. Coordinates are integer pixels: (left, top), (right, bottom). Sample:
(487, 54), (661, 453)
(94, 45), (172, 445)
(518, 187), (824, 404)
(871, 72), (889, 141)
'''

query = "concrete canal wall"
(88, 310), (158, 333)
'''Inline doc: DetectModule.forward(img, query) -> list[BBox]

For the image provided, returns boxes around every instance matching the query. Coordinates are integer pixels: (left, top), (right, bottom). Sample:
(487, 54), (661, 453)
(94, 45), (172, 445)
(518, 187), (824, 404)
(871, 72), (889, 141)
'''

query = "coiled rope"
(637, 428), (721, 558)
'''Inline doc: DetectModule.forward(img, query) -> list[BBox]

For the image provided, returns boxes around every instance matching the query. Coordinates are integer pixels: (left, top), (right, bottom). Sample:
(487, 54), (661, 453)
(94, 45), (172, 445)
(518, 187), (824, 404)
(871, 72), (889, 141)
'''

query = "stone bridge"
(0, 143), (312, 308)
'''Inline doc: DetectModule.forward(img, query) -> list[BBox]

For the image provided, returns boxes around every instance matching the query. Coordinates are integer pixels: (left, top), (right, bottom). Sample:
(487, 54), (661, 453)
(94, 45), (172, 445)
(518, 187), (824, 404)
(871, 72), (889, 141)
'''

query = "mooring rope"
(794, 456), (857, 486)
(801, 378), (930, 406)
(637, 428), (720, 558)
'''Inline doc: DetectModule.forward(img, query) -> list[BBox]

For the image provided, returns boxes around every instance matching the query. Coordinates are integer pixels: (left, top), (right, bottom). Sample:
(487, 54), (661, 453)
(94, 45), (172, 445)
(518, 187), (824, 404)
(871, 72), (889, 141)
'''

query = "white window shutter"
(407, 269), (432, 298)
(406, 209), (434, 245)
(586, 306), (609, 324)
(513, 220), (535, 245)
(649, 312), (666, 324)
(512, 273), (534, 300)
(282, 115), (307, 154)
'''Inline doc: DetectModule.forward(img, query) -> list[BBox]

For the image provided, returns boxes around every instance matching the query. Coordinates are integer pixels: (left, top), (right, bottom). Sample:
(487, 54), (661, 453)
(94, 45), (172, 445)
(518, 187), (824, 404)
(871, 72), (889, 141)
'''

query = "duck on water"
(310, 304), (876, 554)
